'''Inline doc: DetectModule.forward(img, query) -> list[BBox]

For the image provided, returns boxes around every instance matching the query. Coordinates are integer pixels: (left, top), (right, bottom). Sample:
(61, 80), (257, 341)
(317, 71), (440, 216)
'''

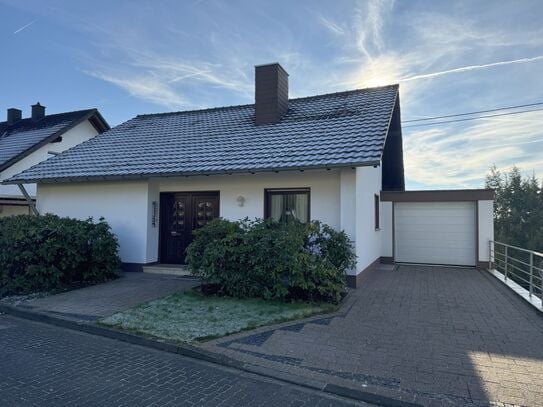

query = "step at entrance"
(143, 264), (192, 277)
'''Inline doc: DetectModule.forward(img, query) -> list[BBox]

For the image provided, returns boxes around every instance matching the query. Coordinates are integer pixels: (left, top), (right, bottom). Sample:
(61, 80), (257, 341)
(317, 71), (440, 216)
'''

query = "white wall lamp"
(236, 195), (245, 207)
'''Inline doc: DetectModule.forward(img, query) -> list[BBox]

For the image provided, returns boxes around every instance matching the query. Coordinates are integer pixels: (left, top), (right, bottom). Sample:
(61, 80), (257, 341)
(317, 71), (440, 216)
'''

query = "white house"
(3, 64), (494, 287)
(0, 103), (109, 216)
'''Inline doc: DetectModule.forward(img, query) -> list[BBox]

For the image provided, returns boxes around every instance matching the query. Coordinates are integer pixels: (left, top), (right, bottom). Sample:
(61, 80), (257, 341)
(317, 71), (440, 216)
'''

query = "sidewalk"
(2, 272), (199, 322)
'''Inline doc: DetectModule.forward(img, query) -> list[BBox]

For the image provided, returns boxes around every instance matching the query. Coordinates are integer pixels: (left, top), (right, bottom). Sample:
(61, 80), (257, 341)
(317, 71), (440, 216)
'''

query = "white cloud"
(131, 56), (252, 95)
(85, 71), (188, 110)
(399, 55), (543, 83)
(352, 0), (394, 60)
(317, 15), (345, 36)
(412, 12), (543, 50)
(403, 111), (543, 188)
(81, 41), (254, 110)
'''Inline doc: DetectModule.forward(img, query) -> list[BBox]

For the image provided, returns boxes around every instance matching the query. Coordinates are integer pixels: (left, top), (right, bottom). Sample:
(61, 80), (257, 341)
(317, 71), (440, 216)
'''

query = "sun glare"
(360, 75), (396, 88)
(355, 56), (403, 88)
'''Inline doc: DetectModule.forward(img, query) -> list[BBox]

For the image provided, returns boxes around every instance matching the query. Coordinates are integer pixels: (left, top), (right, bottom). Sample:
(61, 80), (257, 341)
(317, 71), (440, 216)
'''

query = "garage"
(380, 190), (495, 269)
(394, 201), (477, 266)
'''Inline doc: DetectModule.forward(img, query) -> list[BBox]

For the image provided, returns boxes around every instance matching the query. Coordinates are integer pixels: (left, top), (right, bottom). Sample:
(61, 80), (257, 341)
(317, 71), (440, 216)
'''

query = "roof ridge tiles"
(136, 84), (399, 119)
(0, 108), (97, 126)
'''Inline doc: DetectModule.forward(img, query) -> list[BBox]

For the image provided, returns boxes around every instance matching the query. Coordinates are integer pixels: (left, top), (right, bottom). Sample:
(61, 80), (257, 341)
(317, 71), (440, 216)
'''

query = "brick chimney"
(7, 108), (22, 124)
(254, 63), (289, 125)
(31, 102), (45, 120)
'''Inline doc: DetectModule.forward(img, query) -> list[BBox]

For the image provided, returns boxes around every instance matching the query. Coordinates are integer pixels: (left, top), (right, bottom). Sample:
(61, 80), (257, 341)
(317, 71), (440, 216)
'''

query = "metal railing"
(489, 241), (543, 307)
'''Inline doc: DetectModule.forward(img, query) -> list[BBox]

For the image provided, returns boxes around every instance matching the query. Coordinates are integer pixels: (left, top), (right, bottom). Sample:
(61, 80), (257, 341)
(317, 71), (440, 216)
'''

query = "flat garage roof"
(380, 189), (495, 202)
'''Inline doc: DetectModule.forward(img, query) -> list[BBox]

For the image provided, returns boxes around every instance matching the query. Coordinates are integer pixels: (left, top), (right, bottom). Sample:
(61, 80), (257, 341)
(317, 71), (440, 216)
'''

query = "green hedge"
(0, 214), (120, 297)
(186, 218), (356, 303)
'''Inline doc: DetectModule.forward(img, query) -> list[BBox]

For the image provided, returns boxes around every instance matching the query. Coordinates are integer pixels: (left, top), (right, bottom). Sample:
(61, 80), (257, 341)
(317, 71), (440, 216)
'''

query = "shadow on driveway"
(203, 265), (543, 406)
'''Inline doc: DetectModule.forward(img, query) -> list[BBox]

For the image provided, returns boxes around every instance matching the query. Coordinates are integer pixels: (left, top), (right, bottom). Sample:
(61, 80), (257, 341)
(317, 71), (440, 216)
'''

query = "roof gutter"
(2, 160), (382, 185)
(17, 184), (39, 215)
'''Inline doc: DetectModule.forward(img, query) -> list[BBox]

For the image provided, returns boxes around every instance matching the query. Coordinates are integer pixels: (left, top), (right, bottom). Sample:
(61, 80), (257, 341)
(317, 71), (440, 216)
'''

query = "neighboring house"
(3, 64), (493, 286)
(0, 103), (109, 216)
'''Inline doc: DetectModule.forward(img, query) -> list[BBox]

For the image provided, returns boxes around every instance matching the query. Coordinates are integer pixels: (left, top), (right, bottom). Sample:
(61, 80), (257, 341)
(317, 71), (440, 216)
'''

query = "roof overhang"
(87, 110), (110, 134)
(3, 160), (381, 185)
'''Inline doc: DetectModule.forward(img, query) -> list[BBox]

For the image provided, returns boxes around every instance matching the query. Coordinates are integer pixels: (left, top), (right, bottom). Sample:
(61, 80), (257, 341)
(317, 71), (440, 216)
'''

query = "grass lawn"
(99, 290), (336, 343)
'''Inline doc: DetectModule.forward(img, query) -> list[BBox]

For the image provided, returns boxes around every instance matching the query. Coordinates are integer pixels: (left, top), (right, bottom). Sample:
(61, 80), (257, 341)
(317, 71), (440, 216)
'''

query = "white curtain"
(270, 195), (283, 221)
(270, 192), (309, 223)
(292, 194), (308, 222)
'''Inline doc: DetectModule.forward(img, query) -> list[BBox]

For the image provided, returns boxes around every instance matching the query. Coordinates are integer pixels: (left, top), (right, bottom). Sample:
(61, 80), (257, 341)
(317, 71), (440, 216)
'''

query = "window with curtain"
(265, 188), (310, 223)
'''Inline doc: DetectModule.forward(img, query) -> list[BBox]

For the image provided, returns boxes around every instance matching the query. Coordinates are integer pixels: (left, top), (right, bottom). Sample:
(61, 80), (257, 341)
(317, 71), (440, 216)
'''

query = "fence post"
(504, 246), (508, 280)
(488, 241), (492, 270)
(529, 253), (533, 298)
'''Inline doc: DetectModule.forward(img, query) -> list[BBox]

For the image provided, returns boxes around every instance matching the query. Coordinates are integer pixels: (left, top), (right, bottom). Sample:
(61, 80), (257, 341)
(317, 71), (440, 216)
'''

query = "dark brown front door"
(159, 191), (220, 264)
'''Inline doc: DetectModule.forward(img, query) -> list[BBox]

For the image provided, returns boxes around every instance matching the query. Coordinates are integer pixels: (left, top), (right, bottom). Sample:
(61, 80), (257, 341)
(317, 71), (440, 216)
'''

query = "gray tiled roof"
(0, 109), (106, 173)
(5, 85), (398, 184)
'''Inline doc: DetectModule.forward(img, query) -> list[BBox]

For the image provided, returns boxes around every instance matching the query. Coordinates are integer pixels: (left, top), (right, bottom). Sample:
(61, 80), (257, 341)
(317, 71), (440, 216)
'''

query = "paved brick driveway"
(0, 315), (366, 406)
(204, 265), (543, 406)
(8, 272), (199, 322)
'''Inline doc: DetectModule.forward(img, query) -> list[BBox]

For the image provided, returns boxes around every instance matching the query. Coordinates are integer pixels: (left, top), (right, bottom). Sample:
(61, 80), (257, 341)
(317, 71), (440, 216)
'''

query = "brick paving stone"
(0, 315), (367, 407)
(204, 265), (543, 406)
(7, 272), (199, 321)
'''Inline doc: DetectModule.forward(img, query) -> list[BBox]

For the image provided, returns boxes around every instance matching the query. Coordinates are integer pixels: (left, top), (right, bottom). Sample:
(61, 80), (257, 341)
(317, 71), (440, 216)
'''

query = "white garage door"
(394, 202), (476, 266)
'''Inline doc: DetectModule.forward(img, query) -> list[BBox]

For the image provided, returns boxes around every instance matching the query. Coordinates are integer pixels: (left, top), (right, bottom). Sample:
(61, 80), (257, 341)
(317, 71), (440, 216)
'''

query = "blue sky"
(1, 0), (542, 189)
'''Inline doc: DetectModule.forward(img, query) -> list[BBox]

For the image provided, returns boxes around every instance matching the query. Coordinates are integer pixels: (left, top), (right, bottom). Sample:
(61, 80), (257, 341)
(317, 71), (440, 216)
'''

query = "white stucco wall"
(339, 169), (356, 243)
(381, 201), (393, 258)
(354, 166), (382, 275)
(0, 120), (99, 198)
(36, 170), (349, 265)
(146, 180), (160, 262)
(37, 181), (150, 263)
(155, 171), (341, 225)
(35, 167), (387, 274)
(478, 200), (494, 263)
(147, 170), (343, 263)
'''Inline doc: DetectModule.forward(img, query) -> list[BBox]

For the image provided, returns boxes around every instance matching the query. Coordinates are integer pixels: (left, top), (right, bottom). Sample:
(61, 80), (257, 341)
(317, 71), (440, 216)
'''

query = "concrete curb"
(480, 269), (543, 320)
(0, 304), (422, 407)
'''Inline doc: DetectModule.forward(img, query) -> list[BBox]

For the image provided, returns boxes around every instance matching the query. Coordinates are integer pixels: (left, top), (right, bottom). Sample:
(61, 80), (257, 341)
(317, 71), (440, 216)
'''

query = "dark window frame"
(374, 194), (380, 230)
(264, 188), (311, 222)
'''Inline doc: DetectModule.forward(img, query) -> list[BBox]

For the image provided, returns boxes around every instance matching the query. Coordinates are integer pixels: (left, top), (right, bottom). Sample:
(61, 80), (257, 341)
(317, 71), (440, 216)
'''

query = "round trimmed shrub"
(186, 218), (356, 303)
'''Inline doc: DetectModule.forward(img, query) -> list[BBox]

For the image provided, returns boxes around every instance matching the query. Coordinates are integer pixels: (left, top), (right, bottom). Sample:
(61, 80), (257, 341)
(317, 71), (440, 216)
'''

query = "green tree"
(485, 165), (543, 251)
